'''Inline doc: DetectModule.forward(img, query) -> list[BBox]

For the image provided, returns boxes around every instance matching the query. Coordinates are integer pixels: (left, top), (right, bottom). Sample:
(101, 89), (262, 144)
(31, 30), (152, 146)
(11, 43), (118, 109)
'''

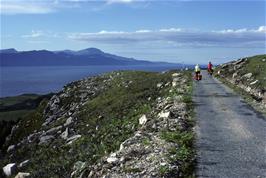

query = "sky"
(0, 0), (265, 64)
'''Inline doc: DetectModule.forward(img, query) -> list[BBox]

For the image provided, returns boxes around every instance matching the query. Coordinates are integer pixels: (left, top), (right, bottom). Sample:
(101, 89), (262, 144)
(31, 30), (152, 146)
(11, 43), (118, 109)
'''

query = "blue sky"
(0, 0), (265, 64)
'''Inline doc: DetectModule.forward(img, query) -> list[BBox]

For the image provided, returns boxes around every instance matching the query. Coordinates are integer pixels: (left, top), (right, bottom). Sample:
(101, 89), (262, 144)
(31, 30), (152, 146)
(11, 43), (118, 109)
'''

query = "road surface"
(194, 70), (266, 178)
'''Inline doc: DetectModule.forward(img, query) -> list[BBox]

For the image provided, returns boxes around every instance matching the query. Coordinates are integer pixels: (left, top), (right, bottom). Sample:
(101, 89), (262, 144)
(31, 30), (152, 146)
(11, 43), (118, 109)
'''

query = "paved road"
(194, 71), (266, 178)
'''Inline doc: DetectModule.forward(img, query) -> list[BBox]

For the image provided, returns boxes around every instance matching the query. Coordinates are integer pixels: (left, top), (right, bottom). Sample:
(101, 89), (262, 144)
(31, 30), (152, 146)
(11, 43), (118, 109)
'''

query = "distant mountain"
(0, 48), (18, 54)
(0, 48), (177, 66)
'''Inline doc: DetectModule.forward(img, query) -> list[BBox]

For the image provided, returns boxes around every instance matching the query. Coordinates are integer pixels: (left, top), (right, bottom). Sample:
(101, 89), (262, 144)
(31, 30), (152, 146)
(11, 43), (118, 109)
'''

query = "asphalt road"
(194, 70), (266, 178)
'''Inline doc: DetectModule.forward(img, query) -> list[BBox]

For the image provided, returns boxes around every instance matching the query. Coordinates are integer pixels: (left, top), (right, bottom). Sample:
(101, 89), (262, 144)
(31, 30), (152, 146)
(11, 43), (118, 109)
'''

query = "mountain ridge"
(0, 48), (178, 67)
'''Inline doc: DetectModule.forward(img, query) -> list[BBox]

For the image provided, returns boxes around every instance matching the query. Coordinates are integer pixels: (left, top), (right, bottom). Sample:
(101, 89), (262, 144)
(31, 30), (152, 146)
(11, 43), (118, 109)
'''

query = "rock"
(139, 115), (147, 125)
(262, 58), (265, 62)
(250, 80), (259, 85)
(18, 160), (29, 168)
(61, 128), (69, 140)
(243, 73), (252, 79)
(232, 72), (238, 79)
(158, 111), (170, 118)
(106, 155), (119, 164)
(172, 81), (177, 87)
(2, 163), (17, 177)
(39, 135), (54, 145)
(172, 73), (181, 77)
(157, 83), (163, 88)
(71, 161), (86, 178)
(14, 172), (30, 178)
(64, 117), (73, 127)
(7, 145), (15, 153)
(67, 134), (81, 145)
(46, 126), (62, 135)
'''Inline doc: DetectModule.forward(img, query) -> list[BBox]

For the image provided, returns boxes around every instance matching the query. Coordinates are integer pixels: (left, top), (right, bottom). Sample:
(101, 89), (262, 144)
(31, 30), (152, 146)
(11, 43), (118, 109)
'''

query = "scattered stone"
(262, 58), (266, 62)
(14, 172), (30, 178)
(158, 111), (170, 118)
(7, 145), (15, 153)
(71, 161), (87, 178)
(157, 83), (163, 88)
(61, 128), (69, 140)
(243, 73), (252, 79)
(64, 117), (73, 127)
(46, 126), (62, 135)
(39, 135), (54, 145)
(250, 80), (259, 85)
(107, 153), (119, 164)
(67, 134), (81, 145)
(2, 163), (17, 177)
(18, 160), (29, 168)
(232, 72), (238, 79)
(139, 115), (147, 125)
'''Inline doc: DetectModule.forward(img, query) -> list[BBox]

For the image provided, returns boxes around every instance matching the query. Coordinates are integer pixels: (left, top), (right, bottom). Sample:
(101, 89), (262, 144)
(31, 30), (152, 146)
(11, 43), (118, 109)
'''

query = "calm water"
(0, 65), (182, 97)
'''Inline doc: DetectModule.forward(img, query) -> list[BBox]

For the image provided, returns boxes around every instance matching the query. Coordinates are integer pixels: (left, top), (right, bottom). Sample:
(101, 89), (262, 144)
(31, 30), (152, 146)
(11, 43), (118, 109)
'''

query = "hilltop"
(0, 70), (195, 177)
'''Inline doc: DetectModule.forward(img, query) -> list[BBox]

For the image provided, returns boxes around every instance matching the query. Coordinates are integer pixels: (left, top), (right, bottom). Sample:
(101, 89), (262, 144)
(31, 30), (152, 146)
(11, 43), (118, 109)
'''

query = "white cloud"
(22, 30), (44, 38)
(21, 30), (59, 39)
(106, 0), (134, 4)
(0, 1), (56, 15)
(68, 26), (266, 48)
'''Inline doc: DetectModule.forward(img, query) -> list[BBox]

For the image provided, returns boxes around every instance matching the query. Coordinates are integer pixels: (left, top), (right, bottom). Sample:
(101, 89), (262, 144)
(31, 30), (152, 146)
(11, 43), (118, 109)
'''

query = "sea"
(0, 64), (185, 97)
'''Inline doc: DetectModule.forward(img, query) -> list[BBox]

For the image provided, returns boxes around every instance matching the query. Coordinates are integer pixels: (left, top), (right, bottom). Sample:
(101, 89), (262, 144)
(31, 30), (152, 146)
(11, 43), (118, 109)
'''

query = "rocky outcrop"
(84, 73), (192, 178)
(216, 55), (266, 110)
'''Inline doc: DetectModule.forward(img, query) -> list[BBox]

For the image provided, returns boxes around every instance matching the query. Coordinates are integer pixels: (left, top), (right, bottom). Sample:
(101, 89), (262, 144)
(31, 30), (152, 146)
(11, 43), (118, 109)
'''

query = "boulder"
(139, 115), (147, 125)
(14, 172), (30, 178)
(2, 163), (17, 177)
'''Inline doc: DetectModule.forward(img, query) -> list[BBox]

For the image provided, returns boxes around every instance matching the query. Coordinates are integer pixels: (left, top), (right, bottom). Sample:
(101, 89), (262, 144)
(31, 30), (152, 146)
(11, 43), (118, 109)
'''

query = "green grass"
(1, 70), (176, 177)
(159, 71), (196, 178)
(0, 94), (40, 107)
(0, 109), (32, 121)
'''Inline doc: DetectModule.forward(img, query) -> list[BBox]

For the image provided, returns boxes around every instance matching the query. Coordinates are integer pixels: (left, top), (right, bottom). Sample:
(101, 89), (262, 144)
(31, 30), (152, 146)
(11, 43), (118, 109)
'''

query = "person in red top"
(207, 61), (213, 75)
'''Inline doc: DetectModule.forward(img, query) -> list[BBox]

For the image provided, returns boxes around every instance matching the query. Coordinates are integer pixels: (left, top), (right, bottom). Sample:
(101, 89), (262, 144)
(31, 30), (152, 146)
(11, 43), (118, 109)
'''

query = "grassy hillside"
(0, 70), (195, 177)
(215, 54), (266, 115)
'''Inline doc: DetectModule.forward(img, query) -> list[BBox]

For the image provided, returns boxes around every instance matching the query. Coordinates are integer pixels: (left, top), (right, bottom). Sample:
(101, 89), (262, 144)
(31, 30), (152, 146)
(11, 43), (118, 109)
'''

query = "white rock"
(262, 58), (265, 62)
(7, 145), (15, 153)
(158, 111), (170, 118)
(172, 81), (177, 87)
(66, 134), (81, 145)
(64, 117), (73, 127)
(107, 157), (118, 164)
(157, 83), (163, 88)
(15, 172), (30, 178)
(172, 73), (181, 77)
(139, 115), (147, 125)
(18, 160), (29, 168)
(61, 128), (69, 140)
(243, 73), (252, 79)
(39, 135), (54, 145)
(250, 80), (258, 85)
(3, 163), (16, 177)
(232, 72), (238, 79)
